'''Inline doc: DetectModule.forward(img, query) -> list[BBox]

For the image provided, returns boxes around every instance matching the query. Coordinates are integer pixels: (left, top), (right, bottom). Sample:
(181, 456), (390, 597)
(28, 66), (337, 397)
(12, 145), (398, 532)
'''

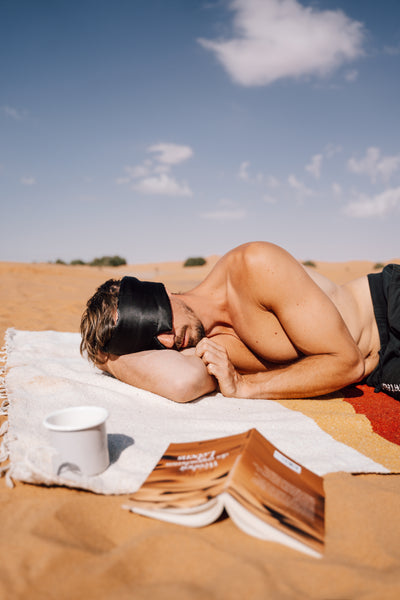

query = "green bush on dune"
(51, 255), (127, 267)
(90, 255), (127, 267)
(183, 257), (207, 267)
(302, 260), (317, 268)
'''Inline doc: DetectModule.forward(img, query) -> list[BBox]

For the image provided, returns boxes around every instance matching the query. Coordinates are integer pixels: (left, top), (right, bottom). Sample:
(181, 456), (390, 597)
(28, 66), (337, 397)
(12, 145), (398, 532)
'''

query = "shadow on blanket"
(108, 434), (135, 465)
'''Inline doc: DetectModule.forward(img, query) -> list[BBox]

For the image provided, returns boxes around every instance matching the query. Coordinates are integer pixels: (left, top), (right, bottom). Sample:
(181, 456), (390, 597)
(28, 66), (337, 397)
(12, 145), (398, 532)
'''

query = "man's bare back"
(96, 241), (377, 402)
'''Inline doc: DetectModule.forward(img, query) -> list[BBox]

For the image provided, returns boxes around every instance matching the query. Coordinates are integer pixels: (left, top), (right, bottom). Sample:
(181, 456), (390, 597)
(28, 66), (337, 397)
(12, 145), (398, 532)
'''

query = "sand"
(1, 257), (400, 600)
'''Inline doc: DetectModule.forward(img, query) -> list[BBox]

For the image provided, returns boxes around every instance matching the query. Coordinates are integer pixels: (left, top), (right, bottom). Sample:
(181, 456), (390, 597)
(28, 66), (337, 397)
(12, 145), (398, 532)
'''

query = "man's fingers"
(201, 350), (221, 368)
(196, 338), (226, 358)
(195, 338), (242, 397)
(205, 362), (217, 377)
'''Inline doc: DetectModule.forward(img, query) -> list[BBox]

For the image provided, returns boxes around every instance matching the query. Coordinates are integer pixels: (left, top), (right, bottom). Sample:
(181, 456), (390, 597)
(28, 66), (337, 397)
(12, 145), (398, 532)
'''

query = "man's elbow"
(168, 363), (216, 403)
(343, 349), (365, 386)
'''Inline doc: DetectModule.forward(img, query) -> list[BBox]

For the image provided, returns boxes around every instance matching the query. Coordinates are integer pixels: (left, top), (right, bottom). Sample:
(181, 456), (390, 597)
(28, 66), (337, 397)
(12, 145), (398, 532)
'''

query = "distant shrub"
(70, 259), (86, 266)
(55, 259), (66, 265)
(373, 262), (385, 270)
(90, 255), (127, 267)
(184, 257), (207, 267)
(302, 260), (316, 268)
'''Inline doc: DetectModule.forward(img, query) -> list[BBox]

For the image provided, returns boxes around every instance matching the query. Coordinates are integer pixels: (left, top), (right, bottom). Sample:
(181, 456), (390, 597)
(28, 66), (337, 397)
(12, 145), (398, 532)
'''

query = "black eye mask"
(104, 276), (172, 355)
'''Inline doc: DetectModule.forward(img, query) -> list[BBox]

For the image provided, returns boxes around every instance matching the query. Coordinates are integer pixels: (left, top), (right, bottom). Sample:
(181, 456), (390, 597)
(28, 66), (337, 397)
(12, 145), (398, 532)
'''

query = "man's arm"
(99, 348), (217, 402)
(196, 243), (365, 399)
(196, 337), (363, 399)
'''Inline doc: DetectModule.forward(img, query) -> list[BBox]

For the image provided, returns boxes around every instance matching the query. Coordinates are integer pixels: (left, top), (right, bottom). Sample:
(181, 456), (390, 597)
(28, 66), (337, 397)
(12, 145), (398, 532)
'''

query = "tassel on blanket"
(0, 441), (9, 464)
(0, 420), (9, 438)
(0, 342), (11, 482)
(0, 342), (8, 414)
(0, 419), (14, 487)
(0, 463), (14, 488)
(0, 421), (9, 461)
(0, 398), (9, 416)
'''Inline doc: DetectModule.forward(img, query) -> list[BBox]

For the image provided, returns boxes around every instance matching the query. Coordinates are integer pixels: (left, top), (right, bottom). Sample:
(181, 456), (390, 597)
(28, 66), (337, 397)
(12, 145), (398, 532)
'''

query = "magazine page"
(221, 493), (322, 558)
(227, 429), (325, 553)
(127, 430), (251, 511)
(127, 497), (227, 528)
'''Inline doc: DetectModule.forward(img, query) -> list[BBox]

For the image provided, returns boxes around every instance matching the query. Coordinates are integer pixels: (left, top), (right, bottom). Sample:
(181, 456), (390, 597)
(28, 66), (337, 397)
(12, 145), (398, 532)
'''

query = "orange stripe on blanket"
(278, 392), (400, 473)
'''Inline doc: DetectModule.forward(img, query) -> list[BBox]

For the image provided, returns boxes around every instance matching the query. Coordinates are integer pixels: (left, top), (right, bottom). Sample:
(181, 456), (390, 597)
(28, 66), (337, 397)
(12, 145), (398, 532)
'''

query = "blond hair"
(80, 279), (121, 365)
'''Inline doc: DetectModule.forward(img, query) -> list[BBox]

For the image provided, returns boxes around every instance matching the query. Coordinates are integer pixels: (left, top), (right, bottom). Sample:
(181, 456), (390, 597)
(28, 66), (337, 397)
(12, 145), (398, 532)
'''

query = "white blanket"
(0, 329), (388, 495)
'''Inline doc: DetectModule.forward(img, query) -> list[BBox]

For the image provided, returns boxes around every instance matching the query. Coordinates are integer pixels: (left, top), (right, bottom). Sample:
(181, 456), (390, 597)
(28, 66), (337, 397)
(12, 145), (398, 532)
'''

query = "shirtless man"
(80, 241), (396, 403)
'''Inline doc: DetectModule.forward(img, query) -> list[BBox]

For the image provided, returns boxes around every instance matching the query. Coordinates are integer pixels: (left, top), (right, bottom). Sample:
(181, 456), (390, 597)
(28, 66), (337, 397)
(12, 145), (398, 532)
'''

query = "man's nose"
(157, 332), (175, 348)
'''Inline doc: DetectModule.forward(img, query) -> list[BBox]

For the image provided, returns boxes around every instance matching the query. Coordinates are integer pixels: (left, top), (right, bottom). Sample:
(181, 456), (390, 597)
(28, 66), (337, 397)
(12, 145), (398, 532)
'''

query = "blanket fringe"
(0, 440), (8, 463)
(0, 463), (15, 488)
(0, 337), (11, 484)
(0, 422), (13, 487)
(0, 420), (8, 437)
(0, 399), (9, 416)
(0, 339), (7, 413)
(0, 418), (12, 486)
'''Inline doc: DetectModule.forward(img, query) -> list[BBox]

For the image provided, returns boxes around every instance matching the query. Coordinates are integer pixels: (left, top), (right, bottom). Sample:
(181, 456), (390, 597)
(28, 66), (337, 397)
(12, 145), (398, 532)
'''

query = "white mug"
(43, 406), (110, 477)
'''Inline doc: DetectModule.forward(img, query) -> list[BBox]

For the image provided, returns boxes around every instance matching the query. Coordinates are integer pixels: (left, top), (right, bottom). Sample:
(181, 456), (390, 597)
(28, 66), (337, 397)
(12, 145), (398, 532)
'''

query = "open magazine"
(124, 429), (325, 557)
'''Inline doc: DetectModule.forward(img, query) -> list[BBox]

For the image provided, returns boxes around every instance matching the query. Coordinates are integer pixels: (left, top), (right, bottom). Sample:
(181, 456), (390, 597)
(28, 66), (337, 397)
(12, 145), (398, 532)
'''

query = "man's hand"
(195, 338), (244, 397)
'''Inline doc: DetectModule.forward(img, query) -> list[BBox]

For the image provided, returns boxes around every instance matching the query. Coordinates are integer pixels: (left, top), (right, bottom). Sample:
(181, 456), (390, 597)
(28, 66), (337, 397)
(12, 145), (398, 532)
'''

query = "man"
(80, 241), (398, 402)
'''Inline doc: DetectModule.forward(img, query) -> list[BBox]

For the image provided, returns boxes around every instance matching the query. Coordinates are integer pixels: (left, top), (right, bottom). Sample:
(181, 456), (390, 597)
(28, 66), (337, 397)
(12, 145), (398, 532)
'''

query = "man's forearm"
(103, 349), (217, 402)
(195, 337), (365, 399)
(235, 352), (365, 399)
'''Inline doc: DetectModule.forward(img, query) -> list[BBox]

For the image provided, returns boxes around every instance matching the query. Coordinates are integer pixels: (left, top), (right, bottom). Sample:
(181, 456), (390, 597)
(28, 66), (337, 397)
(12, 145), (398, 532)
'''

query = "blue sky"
(1, 0), (400, 264)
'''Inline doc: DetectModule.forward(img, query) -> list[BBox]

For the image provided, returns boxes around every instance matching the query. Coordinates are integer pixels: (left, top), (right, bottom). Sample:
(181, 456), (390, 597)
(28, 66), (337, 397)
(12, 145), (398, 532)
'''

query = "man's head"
(156, 297), (205, 351)
(80, 276), (173, 364)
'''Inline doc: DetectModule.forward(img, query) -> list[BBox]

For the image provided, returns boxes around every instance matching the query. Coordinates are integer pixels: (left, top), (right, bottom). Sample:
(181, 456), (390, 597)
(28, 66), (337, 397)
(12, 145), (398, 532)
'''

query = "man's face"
(157, 297), (205, 350)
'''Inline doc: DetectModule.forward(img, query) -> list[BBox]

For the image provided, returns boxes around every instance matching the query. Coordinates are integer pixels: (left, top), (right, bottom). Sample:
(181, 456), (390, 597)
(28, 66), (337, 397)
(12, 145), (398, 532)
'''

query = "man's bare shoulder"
(228, 241), (289, 259)
(228, 241), (300, 271)
(203, 242), (298, 289)
(226, 241), (307, 294)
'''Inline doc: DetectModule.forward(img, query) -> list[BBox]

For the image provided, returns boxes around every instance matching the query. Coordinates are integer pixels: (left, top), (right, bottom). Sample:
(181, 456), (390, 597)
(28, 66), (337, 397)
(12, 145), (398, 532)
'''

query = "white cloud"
(238, 160), (250, 181)
(237, 160), (263, 183)
(288, 174), (314, 198)
(267, 175), (280, 188)
(201, 209), (246, 220)
(117, 142), (194, 197)
(125, 164), (152, 179)
(116, 176), (131, 185)
(21, 176), (36, 186)
(2, 105), (27, 120)
(198, 0), (364, 86)
(332, 182), (342, 196)
(305, 153), (323, 179)
(344, 68), (358, 82)
(153, 164), (171, 174)
(384, 44), (400, 56)
(343, 187), (400, 218)
(147, 143), (194, 165)
(133, 173), (192, 197)
(200, 198), (246, 220)
(348, 147), (400, 183)
(324, 143), (342, 158)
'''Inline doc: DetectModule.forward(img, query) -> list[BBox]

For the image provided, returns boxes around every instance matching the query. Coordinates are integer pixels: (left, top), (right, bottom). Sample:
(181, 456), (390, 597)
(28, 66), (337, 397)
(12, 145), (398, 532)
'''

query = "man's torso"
(199, 243), (380, 377)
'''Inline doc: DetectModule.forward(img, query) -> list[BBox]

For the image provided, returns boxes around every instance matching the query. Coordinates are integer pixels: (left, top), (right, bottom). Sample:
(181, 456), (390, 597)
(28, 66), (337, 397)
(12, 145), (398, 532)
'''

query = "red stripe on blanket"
(342, 384), (400, 446)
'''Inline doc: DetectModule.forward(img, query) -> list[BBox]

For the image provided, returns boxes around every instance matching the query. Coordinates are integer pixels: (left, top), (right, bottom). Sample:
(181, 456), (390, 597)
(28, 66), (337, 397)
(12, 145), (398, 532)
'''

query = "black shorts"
(365, 264), (400, 400)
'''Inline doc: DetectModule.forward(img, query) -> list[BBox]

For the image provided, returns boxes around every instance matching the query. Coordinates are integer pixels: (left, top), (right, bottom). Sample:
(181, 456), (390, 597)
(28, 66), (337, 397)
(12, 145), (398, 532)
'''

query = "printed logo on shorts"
(382, 382), (400, 393)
